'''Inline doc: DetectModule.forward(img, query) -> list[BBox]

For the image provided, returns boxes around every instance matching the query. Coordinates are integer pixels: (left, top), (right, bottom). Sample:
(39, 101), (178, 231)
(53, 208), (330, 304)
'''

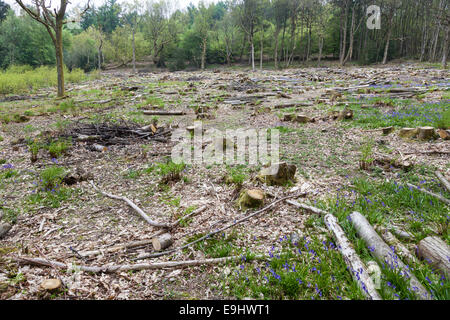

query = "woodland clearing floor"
(0, 62), (449, 300)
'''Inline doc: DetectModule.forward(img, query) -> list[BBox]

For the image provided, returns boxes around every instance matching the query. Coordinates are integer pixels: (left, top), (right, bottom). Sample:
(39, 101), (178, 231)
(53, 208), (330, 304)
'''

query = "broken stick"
(406, 183), (450, 205)
(435, 171), (450, 193)
(90, 181), (170, 228)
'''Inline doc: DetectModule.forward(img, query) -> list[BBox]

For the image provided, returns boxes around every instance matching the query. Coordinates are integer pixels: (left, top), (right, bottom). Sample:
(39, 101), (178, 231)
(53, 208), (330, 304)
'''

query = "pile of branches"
(61, 121), (171, 146)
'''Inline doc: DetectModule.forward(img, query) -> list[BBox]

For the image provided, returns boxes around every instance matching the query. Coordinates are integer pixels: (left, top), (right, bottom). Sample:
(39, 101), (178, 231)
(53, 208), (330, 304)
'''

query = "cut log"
(417, 127), (436, 141)
(258, 162), (296, 186)
(349, 211), (431, 300)
(286, 200), (382, 300)
(0, 222), (11, 239)
(406, 183), (450, 205)
(389, 226), (413, 240)
(378, 228), (417, 265)
(40, 279), (62, 291)
(152, 233), (174, 251)
(91, 144), (107, 152)
(398, 128), (418, 139)
(76, 135), (101, 142)
(143, 110), (187, 116)
(324, 213), (382, 300)
(437, 129), (450, 140)
(238, 189), (265, 211)
(435, 171), (450, 193)
(416, 237), (450, 276)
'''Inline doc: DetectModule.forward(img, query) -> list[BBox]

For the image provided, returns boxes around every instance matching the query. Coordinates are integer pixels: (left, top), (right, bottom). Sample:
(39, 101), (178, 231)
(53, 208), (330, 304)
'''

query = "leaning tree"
(15, 0), (90, 97)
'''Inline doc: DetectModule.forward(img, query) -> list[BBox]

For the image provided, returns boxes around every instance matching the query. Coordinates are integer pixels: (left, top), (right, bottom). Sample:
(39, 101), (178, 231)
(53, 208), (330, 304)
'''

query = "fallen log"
(416, 237), (450, 276)
(435, 171), (450, 193)
(349, 211), (431, 300)
(142, 111), (187, 116)
(78, 233), (165, 258)
(90, 181), (170, 228)
(377, 228), (417, 265)
(324, 214), (382, 300)
(406, 183), (450, 205)
(286, 200), (381, 299)
(16, 255), (265, 274)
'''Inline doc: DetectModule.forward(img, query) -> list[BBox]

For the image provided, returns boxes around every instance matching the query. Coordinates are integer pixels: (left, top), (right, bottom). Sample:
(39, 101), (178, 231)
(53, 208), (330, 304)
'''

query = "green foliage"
(46, 138), (72, 158)
(39, 166), (66, 190)
(224, 236), (365, 300)
(225, 165), (249, 185)
(434, 107), (450, 130)
(0, 66), (85, 94)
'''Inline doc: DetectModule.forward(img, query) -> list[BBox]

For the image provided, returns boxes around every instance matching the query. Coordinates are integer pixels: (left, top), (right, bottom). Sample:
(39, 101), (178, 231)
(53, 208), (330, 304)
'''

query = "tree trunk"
(260, 29), (263, 70)
(250, 35), (255, 71)
(442, 25), (449, 69)
(340, 1), (349, 66)
(201, 37), (207, 70)
(274, 28), (280, 69)
(132, 27), (136, 73)
(383, 17), (393, 65)
(55, 23), (65, 98)
(318, 36), (323, 67)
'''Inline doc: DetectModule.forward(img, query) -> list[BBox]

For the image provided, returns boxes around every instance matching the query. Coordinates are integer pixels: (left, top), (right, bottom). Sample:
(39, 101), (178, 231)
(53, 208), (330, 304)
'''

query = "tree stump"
(382, 126), (394, 135)
(417, 236), (450, 276)
(437, 129), (450, 140)
(417, 127), (436, 140)
(294, 115), (313, 123)
(152, 233), (173, 251)
(399, 128), (418, 139)
(283, 114), (296, 122)
(0, 222), (11, 239)
(337, 108), (353, 121)
(237, 189), (265, 211)
(258, 162), (297, 186)
(40, 279), (62, 291)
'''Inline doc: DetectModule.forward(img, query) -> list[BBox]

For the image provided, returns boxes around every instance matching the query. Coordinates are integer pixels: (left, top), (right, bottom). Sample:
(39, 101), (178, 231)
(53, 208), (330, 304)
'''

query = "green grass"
(39, 166), (66, 190)
(0, 65), (85, 94)
(343, 99), (449, 129)
(225, 165), (250, 185)
(223, 236), (365, 300)
(187, 231), (239, 259)
(308, 176), (449, 300)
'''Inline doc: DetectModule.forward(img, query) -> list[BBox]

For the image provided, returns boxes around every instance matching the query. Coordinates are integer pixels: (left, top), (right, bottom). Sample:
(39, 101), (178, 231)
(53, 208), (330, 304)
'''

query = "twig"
(90, 181), (170, 228)
(406, 183), (450, 205)
(435, 171), (450, 193)
(134, 194), (303, 260)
